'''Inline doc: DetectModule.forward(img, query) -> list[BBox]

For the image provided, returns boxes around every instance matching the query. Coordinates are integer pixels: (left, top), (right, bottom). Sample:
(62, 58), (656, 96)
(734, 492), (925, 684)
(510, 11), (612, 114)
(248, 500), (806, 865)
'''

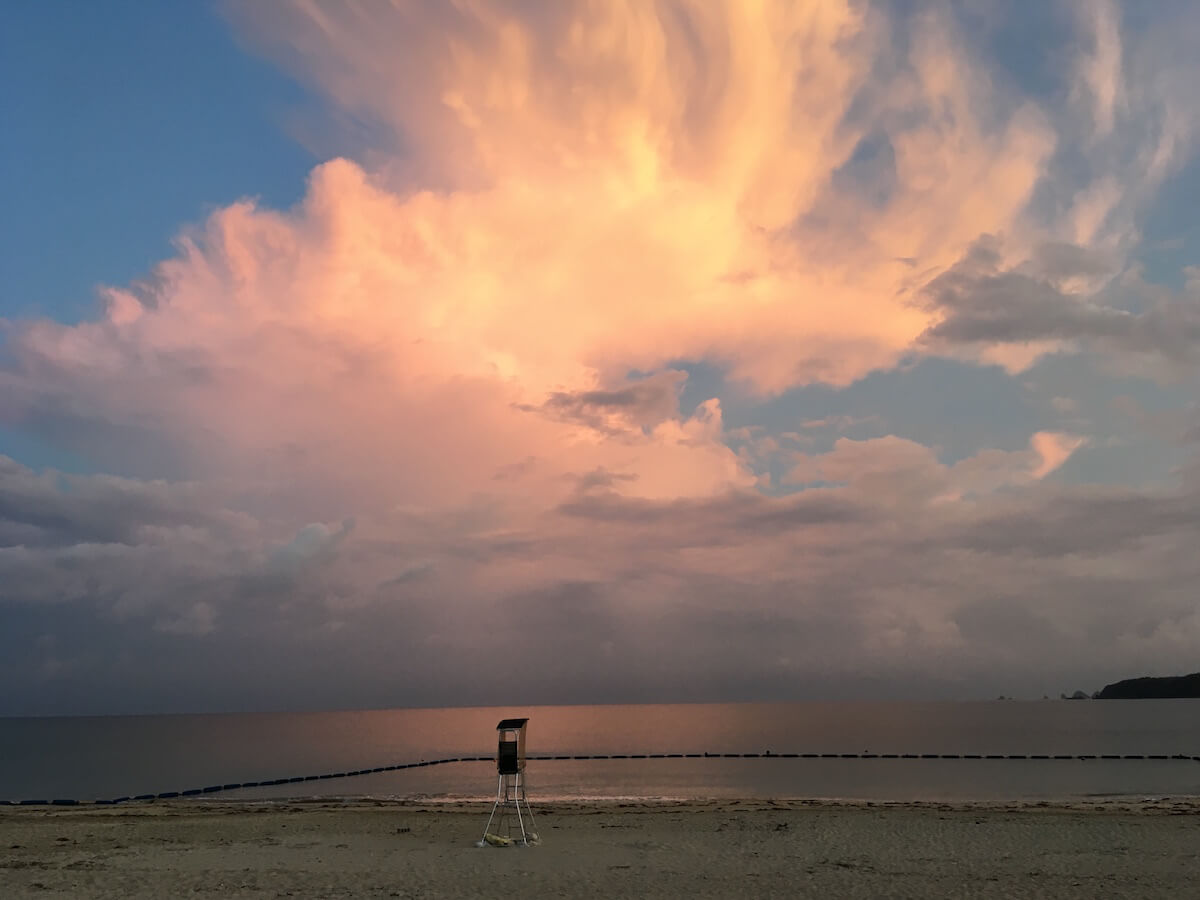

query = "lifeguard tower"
(480, 717), (539, 846)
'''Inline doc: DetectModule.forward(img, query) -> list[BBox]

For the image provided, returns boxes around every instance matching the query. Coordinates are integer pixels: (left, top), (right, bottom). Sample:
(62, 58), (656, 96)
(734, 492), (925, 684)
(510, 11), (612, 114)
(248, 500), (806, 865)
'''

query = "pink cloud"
(223, 0), (1064, 392)
(3, 1), (1199, 710)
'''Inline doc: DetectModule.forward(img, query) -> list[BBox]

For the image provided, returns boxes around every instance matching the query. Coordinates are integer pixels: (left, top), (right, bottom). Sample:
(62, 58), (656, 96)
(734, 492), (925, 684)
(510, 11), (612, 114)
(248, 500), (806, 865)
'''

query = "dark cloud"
(3, 416), (1200, 716)
(4, 448), (1200, 713)
(0, 456), (242, 548)
(941, 486), (1199, 558)
(6, 0), (1200, 718)
(267, 518), (356, 573)
(919, 237), (1200, 361)
(569, 467), (639, 493)
(1029, 241), (1115, 283)
(492, 456), (538, 482)
(557, 487), (869, 540)
(521, 370), (688, 435)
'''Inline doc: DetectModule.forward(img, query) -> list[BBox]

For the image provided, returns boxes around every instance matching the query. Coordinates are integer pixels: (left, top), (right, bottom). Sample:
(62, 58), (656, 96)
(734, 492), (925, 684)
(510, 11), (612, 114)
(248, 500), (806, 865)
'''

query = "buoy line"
(4, 751), (1196, 806)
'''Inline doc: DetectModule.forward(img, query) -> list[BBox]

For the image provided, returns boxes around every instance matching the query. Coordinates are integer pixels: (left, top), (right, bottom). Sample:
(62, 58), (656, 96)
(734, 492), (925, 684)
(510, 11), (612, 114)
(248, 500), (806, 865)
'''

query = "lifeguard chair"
(480, 717), (539, 846)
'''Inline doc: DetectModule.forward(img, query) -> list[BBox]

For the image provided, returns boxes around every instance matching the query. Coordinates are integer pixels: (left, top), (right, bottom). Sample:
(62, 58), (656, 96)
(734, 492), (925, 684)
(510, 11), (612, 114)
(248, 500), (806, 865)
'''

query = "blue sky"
(0, 1), (313, 324)
(1, 1), (1199, 715)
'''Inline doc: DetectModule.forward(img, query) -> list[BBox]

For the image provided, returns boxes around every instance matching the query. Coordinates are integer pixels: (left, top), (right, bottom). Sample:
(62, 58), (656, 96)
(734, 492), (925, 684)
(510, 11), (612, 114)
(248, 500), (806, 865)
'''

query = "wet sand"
(2, 798), (1198, 898)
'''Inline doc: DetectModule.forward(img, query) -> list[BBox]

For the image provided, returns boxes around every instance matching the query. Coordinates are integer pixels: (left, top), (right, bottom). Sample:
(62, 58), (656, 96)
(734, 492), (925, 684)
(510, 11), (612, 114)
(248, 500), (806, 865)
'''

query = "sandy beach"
(2, 798), (1197, 899)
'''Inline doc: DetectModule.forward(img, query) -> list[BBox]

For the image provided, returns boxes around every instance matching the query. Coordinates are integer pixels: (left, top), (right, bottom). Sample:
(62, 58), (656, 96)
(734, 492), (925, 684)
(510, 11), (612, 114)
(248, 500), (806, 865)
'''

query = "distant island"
(1095, 672), (1200, 699)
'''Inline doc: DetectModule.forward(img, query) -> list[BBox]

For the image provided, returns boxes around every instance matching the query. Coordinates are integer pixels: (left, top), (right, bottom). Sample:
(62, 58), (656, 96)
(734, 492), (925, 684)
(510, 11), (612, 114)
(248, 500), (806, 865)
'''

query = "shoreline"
(7, 793), (1200, 813)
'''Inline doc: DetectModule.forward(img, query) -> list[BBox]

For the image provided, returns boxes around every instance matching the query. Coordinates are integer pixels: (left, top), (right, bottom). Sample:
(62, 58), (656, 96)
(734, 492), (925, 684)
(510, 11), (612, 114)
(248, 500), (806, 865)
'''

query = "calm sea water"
(3, 701), (1199, 803)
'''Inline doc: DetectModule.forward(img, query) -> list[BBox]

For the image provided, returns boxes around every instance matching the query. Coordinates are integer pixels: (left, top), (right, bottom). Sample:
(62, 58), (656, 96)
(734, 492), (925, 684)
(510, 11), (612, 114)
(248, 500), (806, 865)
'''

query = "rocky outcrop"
(1095, 672), (1200, 699)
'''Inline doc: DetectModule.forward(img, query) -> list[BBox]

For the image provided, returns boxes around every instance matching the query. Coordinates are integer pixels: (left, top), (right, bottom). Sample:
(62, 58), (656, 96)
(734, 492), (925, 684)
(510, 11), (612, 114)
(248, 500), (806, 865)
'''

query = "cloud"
(0, 455), (249, 549)
(217, 0), (1071, 392)
(785, 431), (1084, 506)
(1073, 0), (1125, 142)
(558, 486), (869, 539)
(524, 370), (688, 435)
(2, 431), (1198, 712)
(943, 484), (1198, 559)
(0, 161), (753, 512)
(918, 236), (1200, 369)
(268, 518), (355, 573)
(2, 1), (1200, 712)
(1057, 0), (1200, 249)
(1030, 432), (1086, 479)
(156, 601), (217, 637)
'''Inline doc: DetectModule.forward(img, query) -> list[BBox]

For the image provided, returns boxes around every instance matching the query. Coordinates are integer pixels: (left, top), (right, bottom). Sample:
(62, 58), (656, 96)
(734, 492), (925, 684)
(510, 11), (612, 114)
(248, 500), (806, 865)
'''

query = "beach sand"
(2, 798), (1198, 898)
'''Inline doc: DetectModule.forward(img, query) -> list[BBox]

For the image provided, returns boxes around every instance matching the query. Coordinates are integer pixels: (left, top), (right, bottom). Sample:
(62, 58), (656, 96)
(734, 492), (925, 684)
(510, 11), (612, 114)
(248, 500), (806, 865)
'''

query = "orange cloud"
(787, 431), (1085, 505)
(1, 1), (1119, 585)
(14, 0), (1200, 712)
(223, 0), (1058, 393)
(1030, 432), (1087, 480)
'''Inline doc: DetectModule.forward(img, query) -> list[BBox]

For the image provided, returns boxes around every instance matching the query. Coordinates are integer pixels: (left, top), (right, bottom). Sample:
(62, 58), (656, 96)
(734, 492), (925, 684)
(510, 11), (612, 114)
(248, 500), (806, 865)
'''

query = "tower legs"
(481, 771), (539, 845)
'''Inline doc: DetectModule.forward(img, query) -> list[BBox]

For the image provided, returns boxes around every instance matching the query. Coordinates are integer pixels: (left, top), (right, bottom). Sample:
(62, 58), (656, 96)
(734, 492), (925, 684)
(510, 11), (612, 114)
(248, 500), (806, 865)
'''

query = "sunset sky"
(3, 1), (1199, 715)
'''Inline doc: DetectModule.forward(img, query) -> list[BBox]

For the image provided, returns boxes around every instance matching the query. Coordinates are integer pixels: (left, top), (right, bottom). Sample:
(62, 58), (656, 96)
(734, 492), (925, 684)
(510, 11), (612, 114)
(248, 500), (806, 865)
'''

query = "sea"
(3, 701), (1199, 804)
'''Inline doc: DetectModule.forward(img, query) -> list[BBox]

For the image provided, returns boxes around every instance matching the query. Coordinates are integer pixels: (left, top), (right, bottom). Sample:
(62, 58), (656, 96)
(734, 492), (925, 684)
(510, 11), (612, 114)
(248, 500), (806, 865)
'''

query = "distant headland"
(1094, 672), (1200, 699)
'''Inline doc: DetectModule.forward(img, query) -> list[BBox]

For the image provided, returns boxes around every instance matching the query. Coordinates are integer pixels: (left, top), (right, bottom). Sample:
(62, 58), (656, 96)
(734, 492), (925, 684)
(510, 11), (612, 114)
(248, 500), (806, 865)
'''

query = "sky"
(2, 1), (1199, 716)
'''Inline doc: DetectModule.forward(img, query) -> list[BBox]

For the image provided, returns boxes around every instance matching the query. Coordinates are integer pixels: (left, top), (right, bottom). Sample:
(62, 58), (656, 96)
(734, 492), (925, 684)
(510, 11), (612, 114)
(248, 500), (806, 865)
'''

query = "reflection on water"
(3, 701), (1199, 802)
